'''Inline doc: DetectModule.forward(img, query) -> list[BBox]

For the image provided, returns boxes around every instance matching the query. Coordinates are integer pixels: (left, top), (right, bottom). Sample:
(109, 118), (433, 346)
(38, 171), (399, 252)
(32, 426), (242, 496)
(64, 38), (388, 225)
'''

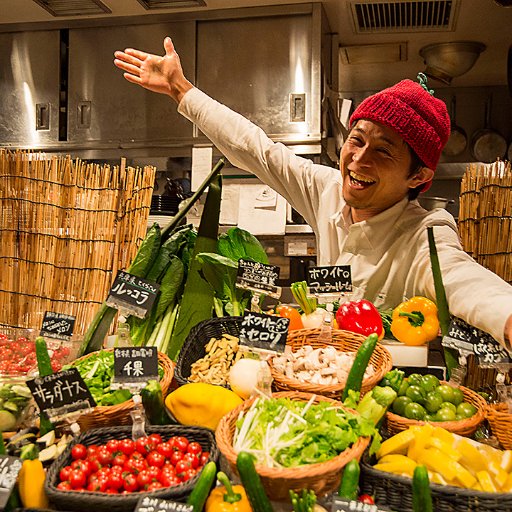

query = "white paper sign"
(191, 147), (213, 191)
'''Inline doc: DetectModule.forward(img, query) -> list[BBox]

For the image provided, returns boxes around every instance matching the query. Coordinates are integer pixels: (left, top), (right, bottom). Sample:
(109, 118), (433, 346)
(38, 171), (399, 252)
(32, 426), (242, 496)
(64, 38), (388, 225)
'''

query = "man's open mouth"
(349, 170), (376, 188)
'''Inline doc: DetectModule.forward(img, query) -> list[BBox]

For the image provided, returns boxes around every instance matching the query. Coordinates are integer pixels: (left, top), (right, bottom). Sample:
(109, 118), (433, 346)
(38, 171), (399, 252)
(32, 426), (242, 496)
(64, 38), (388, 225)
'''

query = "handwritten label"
(331, 496), (391, 512)
(0, 456), (22, 509)
(27, 367), (96, 422)
(236, 259), (281, 296)
(40, 311), (76, 340)
(135, 496), (194, 512)
(113, 347), (159, 386)
(441, 317), (511, 364)
(239, 312), (289, 353)
(307, 265), (352, 293)
(106, 271), (160, 319)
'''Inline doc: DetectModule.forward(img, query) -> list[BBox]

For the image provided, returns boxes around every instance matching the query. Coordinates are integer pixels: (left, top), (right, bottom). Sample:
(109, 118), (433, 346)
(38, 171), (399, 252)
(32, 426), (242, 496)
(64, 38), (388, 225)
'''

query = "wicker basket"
(487, 403), (512, 449)
(174, 316), (243, 387)
(385, 382), (487, 437)
(269, 328), (393, 399)
(215, 390), (370, 501)
(72, 349), (174, 431)
(360, 452), (512, 512)
(45, 425), (218, 512)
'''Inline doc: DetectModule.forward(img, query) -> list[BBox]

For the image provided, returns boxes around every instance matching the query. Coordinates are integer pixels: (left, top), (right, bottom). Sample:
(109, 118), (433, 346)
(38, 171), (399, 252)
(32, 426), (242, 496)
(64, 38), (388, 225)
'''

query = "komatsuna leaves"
(217, 227), (269, 264)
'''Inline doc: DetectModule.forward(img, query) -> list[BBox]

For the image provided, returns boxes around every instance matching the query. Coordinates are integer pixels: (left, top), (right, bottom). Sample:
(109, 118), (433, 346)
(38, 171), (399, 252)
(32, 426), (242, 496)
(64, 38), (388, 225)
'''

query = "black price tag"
(236, 259), (281, 296)
(331, 496), (391, 512)
(442, 317), (511, 364)
(113, 347), (159, 385)
(239, 312), (289, 353)
(307, 265), (352, 293)
(0, 455), (22, 509)
(27, 367), (96, 422)
(135, 496), (193, 512)
(40, 311), (76, 340)
(106, 271), (160, 319)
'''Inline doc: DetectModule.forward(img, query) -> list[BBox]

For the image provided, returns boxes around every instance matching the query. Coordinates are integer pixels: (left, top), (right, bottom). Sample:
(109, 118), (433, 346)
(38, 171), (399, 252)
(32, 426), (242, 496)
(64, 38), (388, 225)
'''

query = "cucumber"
(342, 333), (379, 401)
(187, 461), (217, 512)
(236, 451), (273, 512)
(412, 464), (433, 512)
(34, 337), (55, 435)
(140, 380), (171, 425)
(338, 459), (360, 501)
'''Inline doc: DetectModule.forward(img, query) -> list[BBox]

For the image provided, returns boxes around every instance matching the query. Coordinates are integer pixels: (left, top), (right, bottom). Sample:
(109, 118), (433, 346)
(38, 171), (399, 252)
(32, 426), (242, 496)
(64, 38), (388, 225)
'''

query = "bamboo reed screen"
(459, 160), (512, 285)
(0, 149), (156, 334)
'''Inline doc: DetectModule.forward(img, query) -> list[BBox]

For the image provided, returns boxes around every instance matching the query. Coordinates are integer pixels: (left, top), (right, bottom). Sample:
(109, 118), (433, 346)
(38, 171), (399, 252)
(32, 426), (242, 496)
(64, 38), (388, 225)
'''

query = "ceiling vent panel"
(350, 0), (460, 33)
(32, 0), (111, 16)
(136, 0), (206, 9)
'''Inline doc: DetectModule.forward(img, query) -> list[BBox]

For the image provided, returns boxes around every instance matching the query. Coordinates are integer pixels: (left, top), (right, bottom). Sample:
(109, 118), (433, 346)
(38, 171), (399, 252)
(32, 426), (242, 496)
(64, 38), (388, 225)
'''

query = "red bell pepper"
(335, 299), (384, 339)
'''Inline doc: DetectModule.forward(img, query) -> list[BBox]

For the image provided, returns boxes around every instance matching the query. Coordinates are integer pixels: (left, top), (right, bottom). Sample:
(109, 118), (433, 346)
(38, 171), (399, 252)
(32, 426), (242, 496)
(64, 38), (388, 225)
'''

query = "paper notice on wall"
(191, 146), (213, 191)
(220, 183), (240, 225)
(237, 184), (286, 235)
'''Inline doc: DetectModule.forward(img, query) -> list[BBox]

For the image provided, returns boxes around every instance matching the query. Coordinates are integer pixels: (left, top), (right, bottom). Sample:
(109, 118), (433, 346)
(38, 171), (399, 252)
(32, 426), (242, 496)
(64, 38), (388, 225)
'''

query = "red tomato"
(136, 469), (153, 490)
(105, 488), (119, 494)
(118, 439), (135, 456)
(135, 436), (152, 455)
(358, 494), (375, 505)
(71, 444), (87, 460)
(106, 439), (121, 453)
(161, 463), (176, 476)
(112, 453), (128, 467)
(71, 459), (92, 476)
(124, 457), (147, 475)
(276, 305), (304, 330)
(69, 469), (87, 489)
(86, 445), (99, 457)
(57, 481), (72, 491)
(97, 448), (113, 466)
(146, 450), (166, 468)
(123, 473), (139, 493)
(183, 453), (199, 469)
(170, 451), (184, 466)
(59, 465), (73, 482)
(175, 459), (192, 477)
(86, 455), (102, 473)
(147, 466), (161, 481)
(199, 452), (210, 466)
(173, 436), (189, 452)
(108, 472), (125, 490)
(186, 442), (202, 456)
(87, 476), (109, 492)
(156, 442), (174, 459)
(181, 468), (197, 482)
(158, 472), (178, 487)
(148, 433), (163, 446)
(147, 482), (163, 491)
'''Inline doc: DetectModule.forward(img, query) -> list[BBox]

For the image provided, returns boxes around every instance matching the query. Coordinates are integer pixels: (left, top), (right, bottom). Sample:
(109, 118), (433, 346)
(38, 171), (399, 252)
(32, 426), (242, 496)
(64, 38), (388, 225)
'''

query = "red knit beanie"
(349, 78), (450, 192)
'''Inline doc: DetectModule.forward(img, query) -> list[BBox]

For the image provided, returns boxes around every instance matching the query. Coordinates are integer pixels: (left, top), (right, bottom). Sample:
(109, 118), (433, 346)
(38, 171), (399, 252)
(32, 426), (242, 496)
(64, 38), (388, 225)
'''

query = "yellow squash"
(165, 382), (243, 430)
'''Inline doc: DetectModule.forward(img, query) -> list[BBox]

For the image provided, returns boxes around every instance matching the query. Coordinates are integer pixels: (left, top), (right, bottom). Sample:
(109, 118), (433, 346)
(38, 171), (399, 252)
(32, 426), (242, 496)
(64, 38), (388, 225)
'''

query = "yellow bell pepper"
(205, 472), (252, 512)
(18, 458), (49, 509)
(390, 296), (440, 346)
(165, 382), (243, 430)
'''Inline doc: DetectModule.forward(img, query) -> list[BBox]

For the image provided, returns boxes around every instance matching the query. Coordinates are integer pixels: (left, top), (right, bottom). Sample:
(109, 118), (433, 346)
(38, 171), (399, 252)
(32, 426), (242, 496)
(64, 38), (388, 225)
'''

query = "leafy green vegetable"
(379, 369), (405, 393)
(218, 227), (269, 264)
(355, 385), (396, 425)
(233, 396), (376, 468)
(290, 281), (317, 315)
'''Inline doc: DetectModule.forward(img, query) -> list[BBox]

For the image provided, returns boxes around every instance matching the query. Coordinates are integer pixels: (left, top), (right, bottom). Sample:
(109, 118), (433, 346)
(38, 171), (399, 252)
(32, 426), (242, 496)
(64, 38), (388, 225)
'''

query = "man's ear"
(409, 167), (434, 189)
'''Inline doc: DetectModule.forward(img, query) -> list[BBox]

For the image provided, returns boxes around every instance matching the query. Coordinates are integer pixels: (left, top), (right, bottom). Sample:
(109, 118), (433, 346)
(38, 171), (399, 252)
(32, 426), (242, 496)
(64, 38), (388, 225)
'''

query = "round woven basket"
(385, 382), (487, 437)
(269, 328), (392, 399)
(72, 349), (174, 431)
(487, 402), (512, 449)
(215, 390), (370, 501)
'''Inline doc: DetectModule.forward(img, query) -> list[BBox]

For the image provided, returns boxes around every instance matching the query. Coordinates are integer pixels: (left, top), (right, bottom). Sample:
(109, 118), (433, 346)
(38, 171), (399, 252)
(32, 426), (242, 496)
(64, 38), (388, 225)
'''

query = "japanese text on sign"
(106, 271), (160, 319)
(239, 312), (289, 353)
(40, 311), (76, 340)
(27, 367), (96, 421)
(307, 265), (352, 293)
(236, 259), (280, 295)
(135, 496), (194, 512)
(113, 347), (159, 384)
(0, 455), (22, 508)
(331, 496), (388, 512)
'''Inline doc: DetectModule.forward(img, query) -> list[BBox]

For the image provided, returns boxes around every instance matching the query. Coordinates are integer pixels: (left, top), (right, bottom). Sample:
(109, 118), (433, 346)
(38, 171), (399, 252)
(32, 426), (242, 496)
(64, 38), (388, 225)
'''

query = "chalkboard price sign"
(0, 455), (22, 509)
(27, 367), (96, 422)
(442, 317), (511, 364)
(135, 496), (193, 512)
(236, 259), (280, 296)
(106, 271), (160, 318)
(331, 496), (391, 512)
(40, 311), (76, 340)
(113, 347), (159, 385)
(307, 265), (352, 294)
(239, 312), (289, 353)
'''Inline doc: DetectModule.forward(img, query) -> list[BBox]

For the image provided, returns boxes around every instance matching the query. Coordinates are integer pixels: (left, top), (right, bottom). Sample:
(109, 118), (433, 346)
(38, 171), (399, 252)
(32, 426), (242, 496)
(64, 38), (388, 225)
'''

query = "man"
(114, 37), (512, 349)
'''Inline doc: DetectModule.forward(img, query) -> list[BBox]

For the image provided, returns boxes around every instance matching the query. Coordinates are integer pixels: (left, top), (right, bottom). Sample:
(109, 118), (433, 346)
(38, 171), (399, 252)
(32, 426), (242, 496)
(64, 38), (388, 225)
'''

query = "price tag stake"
(40, 311), (76, 341)
(236, 260), (282, 310)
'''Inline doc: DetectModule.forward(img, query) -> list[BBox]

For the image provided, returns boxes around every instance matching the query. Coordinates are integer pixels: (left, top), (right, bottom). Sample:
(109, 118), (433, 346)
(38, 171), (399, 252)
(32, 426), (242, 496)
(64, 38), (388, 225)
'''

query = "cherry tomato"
(105, 488), (119, 494)
(71, 444), (87, 460)
(71, 459), (92, 476)
(86, 455), (102, 473)
(59, 465), (73, 482)
(175, 459), (193, 477)
(112, 453), (128, 467)
(147, 466), (161, 480)
(199, 452), (210, 466)
(170, 451), (184, 466)
(181, 468), (197, 482)
(123, 473), (139, 493)
(173, 436), (189, 452)
(186, 442), (202, 456)
(69, 469), (87, 489)
(136, 469), (153, 490)
(97, 448), (113, 466)
(86, 445), (99, 457)
(147, 482), (164, 491)
(358, 494), (375, 505)
(147, 450), (166, 468)
(118, 439), (135, 456)
(183, 453), (200, 469)
(158, 472), (178, 487)
(124, 457), (147, 475)
(135, 436), (152, 455)
(161, 463), (176, 476)
(57, 481), (72, 491)
(106, 439), (121, 453)
(148, 433), (163, 446)
(156, 442), (174, 459)
(275, 305), (304, 330)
